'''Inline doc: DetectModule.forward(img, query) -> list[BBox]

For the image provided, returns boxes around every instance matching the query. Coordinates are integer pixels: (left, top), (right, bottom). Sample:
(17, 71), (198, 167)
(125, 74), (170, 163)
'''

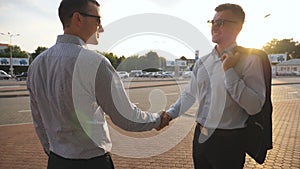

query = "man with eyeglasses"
(27, 0), (163, 169)
(158, 3), (266, 169)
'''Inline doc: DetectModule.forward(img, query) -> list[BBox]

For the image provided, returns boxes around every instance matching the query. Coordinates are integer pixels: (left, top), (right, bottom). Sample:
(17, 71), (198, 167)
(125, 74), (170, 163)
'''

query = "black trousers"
(47, 152), (115, 169)
(193, 123), (246, 169)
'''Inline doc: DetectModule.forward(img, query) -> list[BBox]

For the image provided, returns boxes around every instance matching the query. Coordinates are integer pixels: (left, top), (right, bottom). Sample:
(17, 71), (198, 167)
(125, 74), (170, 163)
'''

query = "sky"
(0, 0), (299, 60)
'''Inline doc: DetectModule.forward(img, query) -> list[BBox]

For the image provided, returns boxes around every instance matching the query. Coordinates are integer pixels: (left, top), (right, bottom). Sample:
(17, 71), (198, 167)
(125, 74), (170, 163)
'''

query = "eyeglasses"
(78, 12), (101, 25)
(207, 19), (237, 27)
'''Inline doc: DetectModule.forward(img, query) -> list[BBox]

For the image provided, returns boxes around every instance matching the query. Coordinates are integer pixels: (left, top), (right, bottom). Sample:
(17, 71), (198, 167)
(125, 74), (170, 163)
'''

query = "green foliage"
(98, 51), (166, 72)
(262, 38), (300, 59)
(117, 55), (140, 71)
(0, 45), (28, 58)
(117, 55), (126, 67)
(30, 46), (48, 63)
(116, 51), (166, 72)
(100, 52), (119, 69)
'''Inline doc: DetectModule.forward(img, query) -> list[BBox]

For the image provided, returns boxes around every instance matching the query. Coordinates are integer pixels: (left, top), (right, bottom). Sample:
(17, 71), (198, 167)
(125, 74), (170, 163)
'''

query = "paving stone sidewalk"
(0, 77), (299, 169)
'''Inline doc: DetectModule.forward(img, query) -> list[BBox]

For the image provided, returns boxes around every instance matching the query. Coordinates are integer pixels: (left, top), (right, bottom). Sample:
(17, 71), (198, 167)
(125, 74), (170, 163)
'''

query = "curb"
(0, 81), (299, 98)
(0, 81), (189, 98)
(271, 82), (300, 86)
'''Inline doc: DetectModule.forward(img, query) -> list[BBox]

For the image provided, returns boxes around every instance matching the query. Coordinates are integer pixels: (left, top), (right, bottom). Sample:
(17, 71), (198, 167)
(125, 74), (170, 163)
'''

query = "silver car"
(0, 70), (12, 80)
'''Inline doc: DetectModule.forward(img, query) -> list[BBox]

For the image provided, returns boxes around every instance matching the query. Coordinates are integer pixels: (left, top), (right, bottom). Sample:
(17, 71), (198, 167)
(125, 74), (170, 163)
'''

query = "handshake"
(155, 111), (173, 131)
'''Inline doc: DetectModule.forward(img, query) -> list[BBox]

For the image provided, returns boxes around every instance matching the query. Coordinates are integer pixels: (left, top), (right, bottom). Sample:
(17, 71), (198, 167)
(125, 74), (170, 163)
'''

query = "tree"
(142, 51), (160, 69)
(159, 57), (166, 70)
(100, 52), (119, 69)
(0, 45), (28, 58)
(117, 55), (139, 71)
(30, 46), (48, 63)
(115, 51), (166, 72)
(117, 55), (126, 67)
(262, 38), (300, 59)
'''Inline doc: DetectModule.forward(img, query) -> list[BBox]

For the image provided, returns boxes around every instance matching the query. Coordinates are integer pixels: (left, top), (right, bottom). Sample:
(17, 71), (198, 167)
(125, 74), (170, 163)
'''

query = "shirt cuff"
(152, 112), (161, 129)
(166, 108), (177, 120)
(224, 68), (240, 89)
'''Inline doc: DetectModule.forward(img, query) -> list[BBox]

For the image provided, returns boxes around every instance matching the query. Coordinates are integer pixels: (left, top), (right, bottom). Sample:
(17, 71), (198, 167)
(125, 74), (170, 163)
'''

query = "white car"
(129, 70), (143, 77)
(182, 71), (192, 78)
(117, 71), (129, 79)
(291, 71), (300, 76)
(0, 70), (12, 80)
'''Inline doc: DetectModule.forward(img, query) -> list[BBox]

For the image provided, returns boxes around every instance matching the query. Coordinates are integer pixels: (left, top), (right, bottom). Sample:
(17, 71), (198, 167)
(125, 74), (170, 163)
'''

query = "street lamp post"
(0, 32), (20, 76)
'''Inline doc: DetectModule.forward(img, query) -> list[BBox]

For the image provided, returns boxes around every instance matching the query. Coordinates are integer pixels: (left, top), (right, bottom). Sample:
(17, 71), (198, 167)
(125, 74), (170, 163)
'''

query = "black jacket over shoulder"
(233, 46), (273, 164)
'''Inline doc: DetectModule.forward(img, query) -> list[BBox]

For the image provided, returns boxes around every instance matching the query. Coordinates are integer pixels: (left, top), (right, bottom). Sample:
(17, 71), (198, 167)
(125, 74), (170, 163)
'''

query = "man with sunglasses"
(27, 0), (163, 168)
(158, 3), (266, 169)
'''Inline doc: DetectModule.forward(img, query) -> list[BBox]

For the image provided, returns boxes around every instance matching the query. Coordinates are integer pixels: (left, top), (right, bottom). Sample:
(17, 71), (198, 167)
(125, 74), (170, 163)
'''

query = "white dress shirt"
(27, 34), (160, 159)
(167, 43), (266, 129)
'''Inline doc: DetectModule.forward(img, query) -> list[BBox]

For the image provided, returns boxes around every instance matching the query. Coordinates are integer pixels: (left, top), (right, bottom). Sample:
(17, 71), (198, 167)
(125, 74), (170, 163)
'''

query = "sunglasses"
(78, 12), (101, 25)
(70, 11), (101, 25)
(207, 19), (237, 27)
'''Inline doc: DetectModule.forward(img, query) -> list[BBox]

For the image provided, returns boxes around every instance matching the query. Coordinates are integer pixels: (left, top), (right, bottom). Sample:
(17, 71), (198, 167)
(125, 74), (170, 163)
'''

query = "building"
(0, 43), (9, 51)
(268, 53), (288, 76)
(276, 59), (300, 76)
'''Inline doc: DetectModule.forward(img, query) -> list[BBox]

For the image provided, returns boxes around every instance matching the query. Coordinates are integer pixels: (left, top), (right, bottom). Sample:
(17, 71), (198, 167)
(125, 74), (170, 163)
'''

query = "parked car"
(161, 72), (173, 78)
(117, 71), (129, 79)
(153, 72), (163, 78)
(140, 72), (153, 78)
(19, 59), (28, 65)
(15, 72), (27, 81)
(0, 70), (12, 80)
(1, 58), (9, 65)
(129, 70), (143, 77)
(182, 71), (192, 78)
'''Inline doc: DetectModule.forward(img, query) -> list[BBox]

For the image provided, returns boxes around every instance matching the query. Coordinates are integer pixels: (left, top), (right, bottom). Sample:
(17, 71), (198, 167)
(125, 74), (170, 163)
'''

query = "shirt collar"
(212, 42), (238, 57)
(56, 34), (87, 48)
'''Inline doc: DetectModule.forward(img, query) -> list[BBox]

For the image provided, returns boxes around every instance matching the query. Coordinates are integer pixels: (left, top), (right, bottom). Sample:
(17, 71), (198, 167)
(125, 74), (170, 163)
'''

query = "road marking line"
(0, 85), (21, 88)
(165, 93), (178, 96)
(18, 110), (31, 113)
(0, 122), (33, 127)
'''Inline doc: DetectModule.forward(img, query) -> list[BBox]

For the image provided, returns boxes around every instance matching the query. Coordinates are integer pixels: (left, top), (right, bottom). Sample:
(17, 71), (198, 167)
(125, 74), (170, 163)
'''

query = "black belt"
(50, 152), (111, 161)
(197, 123), (246, 136)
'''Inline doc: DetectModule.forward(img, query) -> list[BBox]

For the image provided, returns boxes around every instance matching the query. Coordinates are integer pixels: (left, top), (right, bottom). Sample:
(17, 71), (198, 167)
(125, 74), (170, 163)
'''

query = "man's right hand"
(156, 111), (172, 131)
(221, 51), (241, 71)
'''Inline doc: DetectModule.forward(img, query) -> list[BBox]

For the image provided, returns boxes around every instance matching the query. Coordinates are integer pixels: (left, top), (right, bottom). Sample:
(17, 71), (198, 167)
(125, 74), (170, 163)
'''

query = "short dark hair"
(215, 3), (245, 23)
(58, 0), (100, 28)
